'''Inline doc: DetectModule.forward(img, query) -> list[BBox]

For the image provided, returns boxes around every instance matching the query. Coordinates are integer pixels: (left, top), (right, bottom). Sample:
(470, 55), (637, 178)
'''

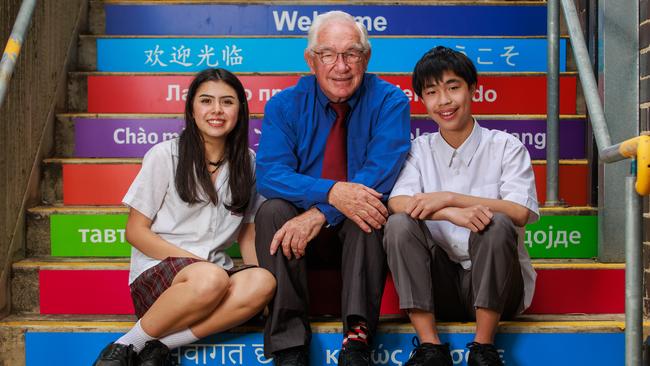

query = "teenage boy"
(384, 46), (539, 366)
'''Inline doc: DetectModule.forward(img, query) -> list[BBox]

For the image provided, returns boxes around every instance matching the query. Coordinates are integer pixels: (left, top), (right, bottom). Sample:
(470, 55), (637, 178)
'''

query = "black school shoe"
(273, 346), (309, 366)
(467, 342), (504, 366)
(138, 340), (175, 366)
(338, 340), (370, 366)
(92, 343), (137, 366)
(404, 337), (452, 366)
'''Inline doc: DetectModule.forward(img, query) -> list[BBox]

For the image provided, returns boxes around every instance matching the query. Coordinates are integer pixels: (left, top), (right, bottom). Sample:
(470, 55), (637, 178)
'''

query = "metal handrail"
(0, 0), (37, 110)
(551, 0), (643, 364)
(559, 0), (614, 158)
(545, 0), (560, 206)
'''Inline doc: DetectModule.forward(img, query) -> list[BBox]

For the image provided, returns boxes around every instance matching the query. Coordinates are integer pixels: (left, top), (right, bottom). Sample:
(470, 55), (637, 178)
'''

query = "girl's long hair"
(175, 68), (252, 214)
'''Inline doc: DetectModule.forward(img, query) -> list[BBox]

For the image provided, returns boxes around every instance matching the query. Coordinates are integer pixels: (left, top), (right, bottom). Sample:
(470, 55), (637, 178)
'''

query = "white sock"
(159, 328), (200, 350)
(115, 320), (156, 352)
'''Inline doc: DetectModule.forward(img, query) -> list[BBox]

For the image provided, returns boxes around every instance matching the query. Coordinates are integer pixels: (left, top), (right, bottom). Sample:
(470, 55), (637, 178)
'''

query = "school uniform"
(384, 121), (539, 319)
(123, 138), (264, 318)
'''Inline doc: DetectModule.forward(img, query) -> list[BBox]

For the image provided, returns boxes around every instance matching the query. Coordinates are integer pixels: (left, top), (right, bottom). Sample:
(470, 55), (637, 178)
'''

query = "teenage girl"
(93, 68), (276, 366)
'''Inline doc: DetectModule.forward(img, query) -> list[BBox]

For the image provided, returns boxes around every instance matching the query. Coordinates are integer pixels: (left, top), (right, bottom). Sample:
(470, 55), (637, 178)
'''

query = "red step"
(60, 162), (589, 206)
(87, 74), (578, 115)
(35, 262), (623, 315)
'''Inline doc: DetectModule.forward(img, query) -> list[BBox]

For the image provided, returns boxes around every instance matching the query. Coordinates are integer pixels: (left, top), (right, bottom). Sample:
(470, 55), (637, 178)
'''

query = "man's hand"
(406, 192), (453, 220)
(327, 182), (388, 233)
(270, 208), (326, 259)
(439, 205), (493, 232)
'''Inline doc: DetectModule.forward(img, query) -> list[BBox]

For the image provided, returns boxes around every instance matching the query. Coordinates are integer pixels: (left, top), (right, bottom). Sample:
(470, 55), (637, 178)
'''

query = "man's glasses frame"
(311, 49), (366, 65)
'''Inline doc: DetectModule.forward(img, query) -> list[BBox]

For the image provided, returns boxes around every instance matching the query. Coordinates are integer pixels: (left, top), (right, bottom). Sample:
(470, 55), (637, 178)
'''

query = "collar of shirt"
(432, 119), (482, 167)
(314, 74), (365, 116)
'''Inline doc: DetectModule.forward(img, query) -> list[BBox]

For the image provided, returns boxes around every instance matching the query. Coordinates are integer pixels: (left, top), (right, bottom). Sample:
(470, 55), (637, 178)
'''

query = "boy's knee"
(385, 212), (418, 235)
(384, 213), (420, 252)
(491, 212), (514, 226)
(487, 213), (516, 237)
(476, 213), (517, 253)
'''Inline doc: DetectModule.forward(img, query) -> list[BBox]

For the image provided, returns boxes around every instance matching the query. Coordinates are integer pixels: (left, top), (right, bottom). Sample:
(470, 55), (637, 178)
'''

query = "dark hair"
(175, 68), (253, 214)
(412, 46), (478, 98)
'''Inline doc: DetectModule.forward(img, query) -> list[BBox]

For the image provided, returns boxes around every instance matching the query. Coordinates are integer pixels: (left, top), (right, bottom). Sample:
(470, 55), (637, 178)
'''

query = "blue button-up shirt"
(257, 73), (411, 225)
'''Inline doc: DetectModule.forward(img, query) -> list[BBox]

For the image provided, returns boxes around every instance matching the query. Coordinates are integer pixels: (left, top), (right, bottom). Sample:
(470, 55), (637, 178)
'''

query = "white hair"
(306, 11), (370, 53)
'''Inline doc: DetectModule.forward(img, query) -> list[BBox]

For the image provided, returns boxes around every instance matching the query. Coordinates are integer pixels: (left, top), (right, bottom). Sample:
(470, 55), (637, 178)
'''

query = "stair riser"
(10, 267), (623, 315)
(82, 37), (567, 73)
(78, 74), (580, 115)
(46, 163), (589, 206)
(29, 213), (597, 259)
(57, 116), (587, 160)
(102, 4), (549, 36)
(0, 327), (24, 366)
(23, 330), (623, 366)
(532, 164), (588, 206)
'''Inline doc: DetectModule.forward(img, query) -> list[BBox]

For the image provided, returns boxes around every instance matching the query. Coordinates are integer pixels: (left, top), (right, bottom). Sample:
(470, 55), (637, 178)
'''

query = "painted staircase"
(0, 1), (628, 365)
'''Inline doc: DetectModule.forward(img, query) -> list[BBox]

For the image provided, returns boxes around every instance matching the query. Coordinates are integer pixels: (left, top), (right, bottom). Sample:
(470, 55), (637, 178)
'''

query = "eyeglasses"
(312, 49), (365, 65)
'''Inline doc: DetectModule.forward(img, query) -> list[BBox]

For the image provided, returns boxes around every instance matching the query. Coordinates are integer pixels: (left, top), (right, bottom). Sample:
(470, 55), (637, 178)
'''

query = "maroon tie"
(322, 102), (350, 181)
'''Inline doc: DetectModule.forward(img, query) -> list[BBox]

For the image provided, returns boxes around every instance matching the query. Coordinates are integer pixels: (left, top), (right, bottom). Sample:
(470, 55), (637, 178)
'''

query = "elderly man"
(255, 10), (411, 366)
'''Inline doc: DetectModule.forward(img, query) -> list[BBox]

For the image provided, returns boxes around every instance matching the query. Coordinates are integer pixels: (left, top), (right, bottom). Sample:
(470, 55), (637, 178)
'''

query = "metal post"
(0, 0), (38, 110)
(625, 166), (642, 366)
(546, 0), (560, 206)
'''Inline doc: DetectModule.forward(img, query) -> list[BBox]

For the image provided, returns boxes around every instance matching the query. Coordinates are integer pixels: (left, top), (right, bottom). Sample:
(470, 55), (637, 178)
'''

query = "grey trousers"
(255, 199), (387, 356)
(383, 212), (524, 321)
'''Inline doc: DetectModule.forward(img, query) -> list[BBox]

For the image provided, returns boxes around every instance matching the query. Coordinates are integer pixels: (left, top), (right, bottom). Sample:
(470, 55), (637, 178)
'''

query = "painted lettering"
(272, 10), (388, 32)
(165, 84), (188, 102)
(78, 228), (126, 244)
(472, 85), (497, 103)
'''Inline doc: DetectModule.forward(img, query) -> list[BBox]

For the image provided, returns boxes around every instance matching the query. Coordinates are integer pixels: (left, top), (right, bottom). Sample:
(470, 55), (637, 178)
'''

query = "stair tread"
(82, 34), (564, 39)
(12, 256), (623, 270)
(69, 70), (581, 76)
(42, 157), (590, 165)
(0, 313), (630, 333)
(57, 112), (588, 119)
(28, 205), (129, 215)
(28, 204), (598, 216)
(99, 1), (548, 5)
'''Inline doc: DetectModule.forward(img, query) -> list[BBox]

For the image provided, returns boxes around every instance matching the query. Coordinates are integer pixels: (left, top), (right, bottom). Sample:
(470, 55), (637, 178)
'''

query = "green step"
(28, 206), (597, 259)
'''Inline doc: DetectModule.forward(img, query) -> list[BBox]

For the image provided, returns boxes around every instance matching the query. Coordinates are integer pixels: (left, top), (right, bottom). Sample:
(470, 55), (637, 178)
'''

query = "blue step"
(13, 318), (626, 365)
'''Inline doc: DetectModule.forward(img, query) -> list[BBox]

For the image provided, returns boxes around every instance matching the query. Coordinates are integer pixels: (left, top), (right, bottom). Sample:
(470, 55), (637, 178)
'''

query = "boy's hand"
(406, 192), (454, 220)
(440, 205), (493, 232)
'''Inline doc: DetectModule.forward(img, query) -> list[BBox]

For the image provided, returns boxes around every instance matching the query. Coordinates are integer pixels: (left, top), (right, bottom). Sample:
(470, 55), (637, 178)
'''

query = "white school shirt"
(390, 121), (540, 310)
(123, 138), (265, 284)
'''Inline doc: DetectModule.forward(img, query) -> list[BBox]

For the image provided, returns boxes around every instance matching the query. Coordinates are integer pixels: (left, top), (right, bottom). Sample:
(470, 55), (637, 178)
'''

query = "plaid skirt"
(129, 256), (256, 318)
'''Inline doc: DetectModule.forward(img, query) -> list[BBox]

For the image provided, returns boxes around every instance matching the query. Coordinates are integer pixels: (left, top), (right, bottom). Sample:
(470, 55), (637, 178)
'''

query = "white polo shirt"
(123, 138), (264, 284)
(390, 121), (539, 310)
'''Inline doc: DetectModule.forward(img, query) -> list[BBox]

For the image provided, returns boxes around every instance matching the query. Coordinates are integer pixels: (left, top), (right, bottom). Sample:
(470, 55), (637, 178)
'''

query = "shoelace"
(345, 349), (369, 362)
(407, 337), (447, 364)
(105, 344), (130, 359)
(467, 342), (502, 364)
(341, 341), (370, 362)
(140, 341), (169, 359)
